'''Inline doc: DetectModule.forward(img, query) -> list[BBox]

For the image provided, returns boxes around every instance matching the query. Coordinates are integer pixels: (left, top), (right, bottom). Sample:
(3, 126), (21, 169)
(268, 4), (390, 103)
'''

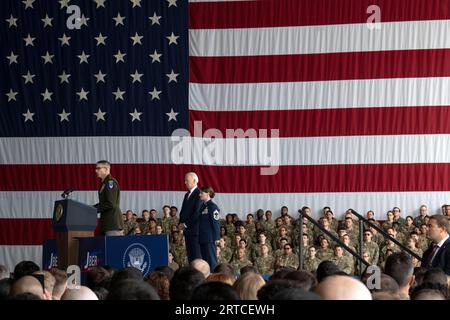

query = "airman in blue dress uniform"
(198, 186), (221, 270)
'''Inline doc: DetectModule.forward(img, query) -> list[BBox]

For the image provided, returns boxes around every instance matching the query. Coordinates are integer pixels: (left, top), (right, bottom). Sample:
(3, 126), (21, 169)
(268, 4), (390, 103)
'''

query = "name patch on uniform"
(107, 180), (114, 189)
(202, 208), (208, 215)
(213, 210), (220, 220)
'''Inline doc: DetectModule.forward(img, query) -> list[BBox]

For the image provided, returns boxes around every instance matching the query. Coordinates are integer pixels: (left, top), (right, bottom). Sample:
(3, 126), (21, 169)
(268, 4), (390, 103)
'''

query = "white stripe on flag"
(189, 77), (450, 111)
(2, 135), (450, 165)
(0, 245), (43, 272)
(190, 20), (450, 56)
(2, 190), (449, 221)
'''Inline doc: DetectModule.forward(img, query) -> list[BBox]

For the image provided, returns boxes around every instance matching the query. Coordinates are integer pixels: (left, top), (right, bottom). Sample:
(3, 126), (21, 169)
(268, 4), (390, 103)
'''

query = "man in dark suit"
(179, 172), (202, 262)
(422, 214), (450, 275)
(94, 160), (124, 236)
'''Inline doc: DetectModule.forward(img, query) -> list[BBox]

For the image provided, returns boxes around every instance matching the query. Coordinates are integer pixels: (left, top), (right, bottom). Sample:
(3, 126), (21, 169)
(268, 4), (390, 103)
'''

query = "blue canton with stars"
(0, 0), (188, 137)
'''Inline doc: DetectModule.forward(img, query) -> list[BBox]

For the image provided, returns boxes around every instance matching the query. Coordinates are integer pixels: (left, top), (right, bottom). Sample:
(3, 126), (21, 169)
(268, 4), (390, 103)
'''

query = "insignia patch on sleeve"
(107, 180), (114, 189)
(213, 210), (220, 220)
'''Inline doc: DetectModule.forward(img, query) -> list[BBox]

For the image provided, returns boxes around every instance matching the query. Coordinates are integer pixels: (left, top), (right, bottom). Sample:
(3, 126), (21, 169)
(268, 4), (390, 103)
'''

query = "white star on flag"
(95, 33), (107, 46)
(93, 108), (107, 121)
(94, 70), (107, 83)
(58, 71), (71, 84)
(149, 50), (162, 63)
(58, 109), (71, 122)
(113, 13), (125, 26)
(22, 71), (35, 84)
(166, 32), (179, 45)
(41, 51), (54, 64)
(130, 0), (142, 8)
(131, 32), (143, 46)
(129, 108), (143, 122)
(114, 50), (126, 63)
(6, 15), (18, 28)
(41, 14), (53, 28)
(59, 0), (70, 9)
(6, 89), (18, 102)
(149, 87), (162, 100)
(113, 88), (126, 101)
(149, 12), (162, 25)
(6, 52), (18, 65)
(22, 0), (35, 10)
(78, 51), (90, 64)
(94, 0), (106, 9)
(58, 33), (71, 46)
(166, 70), (179, 83)
(166, 108), (179, 122)
(41, 89), (53, 102)
(78, 14), (90, 27)
(76, 88), (89, 101)
(23, 34), (36, 47)
(22, 109), (35, 122)
(130, 70), (143, 83)
(167, 0), (177, 8)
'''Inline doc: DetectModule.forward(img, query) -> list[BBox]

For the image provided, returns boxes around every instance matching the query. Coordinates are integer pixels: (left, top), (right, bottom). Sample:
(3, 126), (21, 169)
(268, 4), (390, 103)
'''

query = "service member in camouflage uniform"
(343, 217), (360, 246)
(315, 217), (338, 245)
(405, 236), (423, 268)
(411, 231), (429, 252)
(316, 238), (334, 261)
(251, 232), (273, 261)
(275, 243), (299, 271)
(230, 248), (253, 274)
(414, 205), (429, 227)
(224, 214), (236, 239)
(362, 230), (380, 265)
(379, 239), (400, 268)
(303, 246), (321, 273)
(122, 210), (138, 236)
(331, 245), (354, 274)
(392, 207), (405, 225)
(168, 252), (179, 271)
(382, 210), (395, 232)
(170, 230), (188, 267)
(169, 206), (179, 229)
(272, 226), (292, 250)
(325, 210), (339, 231)
(254, 244), (275, 276)
(138, 209), (151, 234)
(273, 238), (289, 259)
(245, 213), (257, 240)
(160, 205), (173, 234)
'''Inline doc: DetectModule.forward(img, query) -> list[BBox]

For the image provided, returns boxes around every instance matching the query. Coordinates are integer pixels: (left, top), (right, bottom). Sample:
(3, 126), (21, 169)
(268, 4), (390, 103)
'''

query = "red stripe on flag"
(1, 163), (450, 193)
(0, 219), (102, 245)
(189, 0), (450, 29)
(190, 49), (450, 84)
(0, 219), (54, 245)
(189, 106), (450, 138)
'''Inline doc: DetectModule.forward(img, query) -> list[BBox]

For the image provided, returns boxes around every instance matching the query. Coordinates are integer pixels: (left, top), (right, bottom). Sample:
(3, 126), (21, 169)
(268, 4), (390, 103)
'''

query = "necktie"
(426, 244), (439, 267)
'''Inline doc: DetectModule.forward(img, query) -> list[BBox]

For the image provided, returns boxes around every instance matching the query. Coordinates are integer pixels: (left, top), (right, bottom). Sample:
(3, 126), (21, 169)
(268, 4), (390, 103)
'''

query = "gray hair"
(185, 172), (199, 183)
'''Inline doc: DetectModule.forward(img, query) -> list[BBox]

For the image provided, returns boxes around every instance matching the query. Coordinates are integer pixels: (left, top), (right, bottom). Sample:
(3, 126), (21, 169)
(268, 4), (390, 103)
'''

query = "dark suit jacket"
(94, 174), (124, 233)
(422, 236), (450, 275)
(179, 187), (202, 236)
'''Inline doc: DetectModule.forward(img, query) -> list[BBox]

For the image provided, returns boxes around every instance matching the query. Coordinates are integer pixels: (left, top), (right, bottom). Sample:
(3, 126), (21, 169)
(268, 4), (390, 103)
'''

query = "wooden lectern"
(52, 199), (97, 269)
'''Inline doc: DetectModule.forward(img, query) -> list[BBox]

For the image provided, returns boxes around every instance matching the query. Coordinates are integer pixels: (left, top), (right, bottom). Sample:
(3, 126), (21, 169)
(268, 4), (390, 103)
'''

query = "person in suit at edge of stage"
(422, 214), (450, 275)
(179, 172), (202, 262)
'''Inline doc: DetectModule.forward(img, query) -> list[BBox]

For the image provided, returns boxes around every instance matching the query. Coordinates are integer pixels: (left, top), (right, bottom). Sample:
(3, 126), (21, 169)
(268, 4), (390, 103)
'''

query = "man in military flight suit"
(94, 160), (124, 236)
(198, 186), (221, 271)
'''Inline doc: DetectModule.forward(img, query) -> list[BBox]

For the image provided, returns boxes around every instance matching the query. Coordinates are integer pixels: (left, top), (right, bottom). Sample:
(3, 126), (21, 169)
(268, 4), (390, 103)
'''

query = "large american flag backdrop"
(1, 0), (450, 270)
